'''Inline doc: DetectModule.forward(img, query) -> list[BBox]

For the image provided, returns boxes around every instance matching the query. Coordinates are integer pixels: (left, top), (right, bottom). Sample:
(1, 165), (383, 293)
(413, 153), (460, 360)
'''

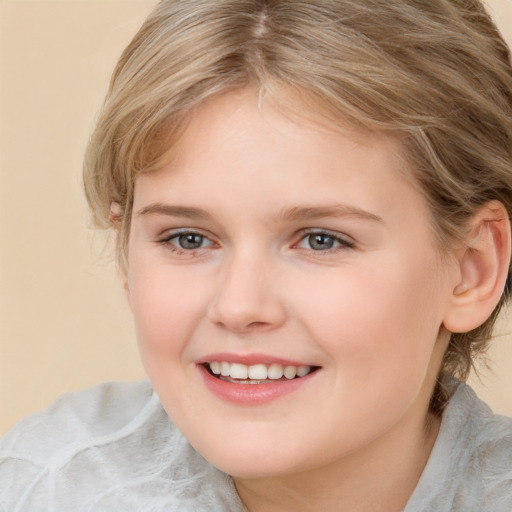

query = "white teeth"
(248, 364), (267, 380)
(207, 361), (313, 381)
(297, 365), (310, 377)
(210, 361), (221, 375)
(230, 363), (248, 379)
(283, 366), (297, 379)
(220, 362), (230, 377)
(267, 363), (284, 380)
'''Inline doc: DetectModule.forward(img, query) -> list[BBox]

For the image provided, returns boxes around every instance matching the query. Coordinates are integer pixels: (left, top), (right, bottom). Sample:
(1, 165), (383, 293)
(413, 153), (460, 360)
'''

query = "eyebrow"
(136, 203), (211, 220)
(136, 202), (383, 223)
(279, 205), (383, 223)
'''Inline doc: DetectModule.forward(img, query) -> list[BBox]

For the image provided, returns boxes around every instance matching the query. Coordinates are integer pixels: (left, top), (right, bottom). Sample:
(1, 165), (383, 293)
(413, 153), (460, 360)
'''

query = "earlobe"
(110, 202), (123, 227)
(443, 201), (511, 333)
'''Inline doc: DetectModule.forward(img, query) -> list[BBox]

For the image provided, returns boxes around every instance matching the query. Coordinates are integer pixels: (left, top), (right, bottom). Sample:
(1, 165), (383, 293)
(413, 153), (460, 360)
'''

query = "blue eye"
(298, 231), (354, 251)
(306, 233), (336, 250)
(163, 232), (212, 250)
(177, 233), (205, 249)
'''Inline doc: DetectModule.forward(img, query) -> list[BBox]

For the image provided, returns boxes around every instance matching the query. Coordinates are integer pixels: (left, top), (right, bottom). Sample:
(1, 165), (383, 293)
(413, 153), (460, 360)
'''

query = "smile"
(206, 361), (313, 383)
(197, 353), (321, 404)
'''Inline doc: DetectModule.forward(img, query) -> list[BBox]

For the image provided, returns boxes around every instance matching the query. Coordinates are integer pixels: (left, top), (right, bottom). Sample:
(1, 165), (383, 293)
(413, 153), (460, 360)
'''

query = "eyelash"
(157, 229), (355, 255)
(157, 230), (214, 255)
(295, 229), (355, 252)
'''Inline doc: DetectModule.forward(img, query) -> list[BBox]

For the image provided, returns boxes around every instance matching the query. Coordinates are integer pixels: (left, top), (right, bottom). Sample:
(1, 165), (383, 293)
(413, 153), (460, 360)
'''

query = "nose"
(207, 250), (287, 334)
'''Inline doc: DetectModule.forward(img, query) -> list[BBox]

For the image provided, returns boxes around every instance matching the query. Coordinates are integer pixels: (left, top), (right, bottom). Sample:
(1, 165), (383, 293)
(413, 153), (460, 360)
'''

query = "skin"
(124, 88), (468, 511)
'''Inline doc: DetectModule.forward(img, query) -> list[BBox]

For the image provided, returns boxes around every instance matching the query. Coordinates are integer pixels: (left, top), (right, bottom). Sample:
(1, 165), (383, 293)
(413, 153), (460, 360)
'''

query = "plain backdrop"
(1, 0), (512, 435)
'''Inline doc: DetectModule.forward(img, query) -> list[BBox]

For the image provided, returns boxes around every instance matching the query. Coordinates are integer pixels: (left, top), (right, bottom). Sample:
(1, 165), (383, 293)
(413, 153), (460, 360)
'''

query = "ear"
(109, 202), (132, 308)
(443, 201), (511, 333)
(110, 201), (123, 227)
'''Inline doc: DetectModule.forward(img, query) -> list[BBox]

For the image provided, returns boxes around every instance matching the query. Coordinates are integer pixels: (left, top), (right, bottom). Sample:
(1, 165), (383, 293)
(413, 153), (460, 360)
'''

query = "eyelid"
(158, 227), (212, 241)
(295, 228), (355, 250)
(157, 228), (217, 252)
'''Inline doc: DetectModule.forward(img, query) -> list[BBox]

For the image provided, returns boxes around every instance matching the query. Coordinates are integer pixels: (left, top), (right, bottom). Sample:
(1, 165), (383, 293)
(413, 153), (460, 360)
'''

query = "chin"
(195, 439), (308, 479)
(211, 457), (298, 480)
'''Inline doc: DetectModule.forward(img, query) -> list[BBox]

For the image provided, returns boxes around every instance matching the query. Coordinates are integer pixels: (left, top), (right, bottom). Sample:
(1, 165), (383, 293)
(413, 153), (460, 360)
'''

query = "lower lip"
(198, 364), (318, 405)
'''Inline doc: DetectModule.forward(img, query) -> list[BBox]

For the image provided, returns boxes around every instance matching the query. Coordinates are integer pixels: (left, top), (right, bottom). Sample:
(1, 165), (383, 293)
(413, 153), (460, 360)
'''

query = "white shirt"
(1, 379), (511, 511)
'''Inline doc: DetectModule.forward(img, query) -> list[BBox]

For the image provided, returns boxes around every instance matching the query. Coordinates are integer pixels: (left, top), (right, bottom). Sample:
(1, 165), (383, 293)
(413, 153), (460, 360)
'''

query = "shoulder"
(0, 379), (161, 464)
(457, 384), (512, 506)
(407, 382), (512, 512)
(0, 380), (165, 509)
(0, 380), (243, 511)
(449, 383), (512, 463)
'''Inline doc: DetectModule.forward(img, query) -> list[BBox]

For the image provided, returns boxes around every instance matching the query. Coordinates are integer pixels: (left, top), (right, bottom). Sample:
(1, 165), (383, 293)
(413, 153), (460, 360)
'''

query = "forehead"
(136, 89), (410, 195)
(146, 89), (405, 180)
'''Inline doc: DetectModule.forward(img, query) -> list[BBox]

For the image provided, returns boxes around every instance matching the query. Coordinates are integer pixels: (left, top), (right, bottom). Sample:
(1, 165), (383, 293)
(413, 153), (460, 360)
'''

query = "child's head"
(84, 0), (512, 427)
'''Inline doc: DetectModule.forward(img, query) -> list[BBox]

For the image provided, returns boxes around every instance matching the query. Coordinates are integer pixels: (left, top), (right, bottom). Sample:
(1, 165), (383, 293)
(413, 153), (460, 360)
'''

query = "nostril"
(246, 321), (271, 329)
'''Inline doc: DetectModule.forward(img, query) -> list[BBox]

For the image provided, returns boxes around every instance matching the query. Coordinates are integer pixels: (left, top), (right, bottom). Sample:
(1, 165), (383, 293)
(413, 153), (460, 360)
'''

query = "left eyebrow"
(279, 205), (384, 223)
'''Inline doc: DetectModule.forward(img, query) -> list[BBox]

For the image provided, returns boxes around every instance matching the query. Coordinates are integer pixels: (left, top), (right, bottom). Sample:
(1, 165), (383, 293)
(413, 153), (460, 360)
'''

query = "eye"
(176, 233), (208, 249)
(297, 231), (354, 251)
(160, 231), (213, 251)
(304, 233), (337, 250)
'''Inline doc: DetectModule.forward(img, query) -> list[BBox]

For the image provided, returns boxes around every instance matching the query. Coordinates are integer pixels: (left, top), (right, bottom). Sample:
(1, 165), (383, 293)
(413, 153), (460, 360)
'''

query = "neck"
(234, 409), (441, 512)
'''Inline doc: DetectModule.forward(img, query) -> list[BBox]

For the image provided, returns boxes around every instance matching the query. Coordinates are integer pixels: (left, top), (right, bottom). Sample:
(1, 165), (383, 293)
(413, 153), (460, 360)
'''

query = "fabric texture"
(0, 379), (511, 511)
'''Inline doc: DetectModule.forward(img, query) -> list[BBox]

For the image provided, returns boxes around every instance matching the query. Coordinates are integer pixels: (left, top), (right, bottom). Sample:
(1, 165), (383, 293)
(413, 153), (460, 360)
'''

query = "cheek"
(127, 258), (209, 361)
(293, 255), (445, 379)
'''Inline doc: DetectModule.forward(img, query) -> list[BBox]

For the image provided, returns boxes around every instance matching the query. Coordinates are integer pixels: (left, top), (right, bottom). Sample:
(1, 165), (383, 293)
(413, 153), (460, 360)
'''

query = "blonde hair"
(83, 0), (512, 413)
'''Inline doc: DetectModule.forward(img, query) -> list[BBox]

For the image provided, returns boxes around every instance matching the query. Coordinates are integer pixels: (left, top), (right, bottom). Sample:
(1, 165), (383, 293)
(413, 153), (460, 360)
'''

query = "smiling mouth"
(204, 361), (320, 384)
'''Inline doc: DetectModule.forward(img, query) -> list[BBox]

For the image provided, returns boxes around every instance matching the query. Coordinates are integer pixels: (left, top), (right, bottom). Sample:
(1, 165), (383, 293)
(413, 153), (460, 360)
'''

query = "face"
(126, 89), (457, 479)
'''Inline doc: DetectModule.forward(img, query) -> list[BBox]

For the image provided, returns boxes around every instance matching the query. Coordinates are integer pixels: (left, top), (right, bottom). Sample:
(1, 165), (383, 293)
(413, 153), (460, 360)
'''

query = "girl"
(2, 1), (512, 510)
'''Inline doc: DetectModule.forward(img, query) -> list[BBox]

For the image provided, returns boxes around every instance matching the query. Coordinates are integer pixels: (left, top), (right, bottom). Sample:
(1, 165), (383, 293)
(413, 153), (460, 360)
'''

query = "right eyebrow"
(135, 203), (211, 220)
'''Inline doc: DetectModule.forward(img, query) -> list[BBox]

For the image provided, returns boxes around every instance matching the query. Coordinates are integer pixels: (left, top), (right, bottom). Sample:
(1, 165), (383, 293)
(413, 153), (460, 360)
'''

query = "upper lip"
(196, 352), (318, 367)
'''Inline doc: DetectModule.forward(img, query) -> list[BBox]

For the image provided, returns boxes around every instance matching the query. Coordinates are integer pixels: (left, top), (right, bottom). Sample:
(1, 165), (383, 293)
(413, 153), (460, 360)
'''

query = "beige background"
(1, 0), (512, 436)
